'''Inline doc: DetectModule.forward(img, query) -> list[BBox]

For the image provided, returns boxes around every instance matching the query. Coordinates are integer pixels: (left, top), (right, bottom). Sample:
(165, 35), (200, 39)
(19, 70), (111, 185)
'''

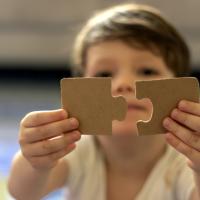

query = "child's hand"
(163, 100), (200, 173)
(19, 109), (81, 171)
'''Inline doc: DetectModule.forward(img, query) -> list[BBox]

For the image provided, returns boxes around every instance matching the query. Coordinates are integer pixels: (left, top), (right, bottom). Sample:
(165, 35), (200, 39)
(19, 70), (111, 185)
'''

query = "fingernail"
(70, 118), (79, 128)
(61, 109), (68, 118)
(179, 100), (186, 109)
(171, 109), (178, 118)
(165, 132), (173, 141)
(163, 118), (170, 127)
(72, 131), (81, 140)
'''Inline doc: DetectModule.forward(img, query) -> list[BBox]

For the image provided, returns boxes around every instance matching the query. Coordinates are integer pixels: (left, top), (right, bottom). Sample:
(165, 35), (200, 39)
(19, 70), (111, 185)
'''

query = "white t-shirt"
(64, 136), (195, 200)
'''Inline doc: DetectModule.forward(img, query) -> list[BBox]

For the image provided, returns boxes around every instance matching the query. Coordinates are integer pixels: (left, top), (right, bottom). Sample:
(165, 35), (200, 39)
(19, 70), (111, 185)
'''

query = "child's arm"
(7, 109), (81, 200)
(162, 100), (200, 199)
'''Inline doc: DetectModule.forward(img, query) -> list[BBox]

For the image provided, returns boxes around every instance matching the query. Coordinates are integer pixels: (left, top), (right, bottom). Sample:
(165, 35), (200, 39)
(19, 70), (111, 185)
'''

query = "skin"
(8, 40), (200, 200)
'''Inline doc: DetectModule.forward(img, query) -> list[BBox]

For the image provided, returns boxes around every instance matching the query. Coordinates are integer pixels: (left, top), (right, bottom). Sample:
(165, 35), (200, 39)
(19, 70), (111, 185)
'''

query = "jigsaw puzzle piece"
(136, 77), (200, 135)
(61, 77), (127, 135)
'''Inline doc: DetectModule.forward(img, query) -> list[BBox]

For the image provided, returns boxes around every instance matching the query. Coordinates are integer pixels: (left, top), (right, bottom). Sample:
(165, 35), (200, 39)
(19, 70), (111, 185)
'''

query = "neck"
(97, 135), (167, 177)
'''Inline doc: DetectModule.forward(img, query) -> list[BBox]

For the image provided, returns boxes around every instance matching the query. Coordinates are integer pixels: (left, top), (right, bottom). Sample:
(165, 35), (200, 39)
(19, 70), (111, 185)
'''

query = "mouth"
(127, 103), (146, 111)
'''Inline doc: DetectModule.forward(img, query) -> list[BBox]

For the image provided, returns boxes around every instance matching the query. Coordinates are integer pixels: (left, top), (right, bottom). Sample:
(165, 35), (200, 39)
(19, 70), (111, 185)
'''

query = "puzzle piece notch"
(61, 77), (127, 135)
(136, 77), (200, 135)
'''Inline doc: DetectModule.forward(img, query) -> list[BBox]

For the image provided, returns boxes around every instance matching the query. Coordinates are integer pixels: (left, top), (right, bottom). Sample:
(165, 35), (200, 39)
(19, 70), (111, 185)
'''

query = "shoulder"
(138, 146), (194, 200)
(161, 146), (195, 200)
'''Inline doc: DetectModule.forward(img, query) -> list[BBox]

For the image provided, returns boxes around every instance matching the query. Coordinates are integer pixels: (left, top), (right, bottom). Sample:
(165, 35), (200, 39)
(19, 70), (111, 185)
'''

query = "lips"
(127, 101), (146, 111)
(128, 105), (145, 111)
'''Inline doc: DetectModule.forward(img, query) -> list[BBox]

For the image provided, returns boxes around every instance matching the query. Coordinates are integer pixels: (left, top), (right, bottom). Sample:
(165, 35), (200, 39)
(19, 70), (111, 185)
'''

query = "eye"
(94, 71), (113, 77)
(138, 67), (160, 76)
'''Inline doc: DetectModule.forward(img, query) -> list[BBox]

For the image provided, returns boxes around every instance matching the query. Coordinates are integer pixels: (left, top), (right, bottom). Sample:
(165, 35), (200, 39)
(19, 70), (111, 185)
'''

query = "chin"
(112, 120), (138, 136)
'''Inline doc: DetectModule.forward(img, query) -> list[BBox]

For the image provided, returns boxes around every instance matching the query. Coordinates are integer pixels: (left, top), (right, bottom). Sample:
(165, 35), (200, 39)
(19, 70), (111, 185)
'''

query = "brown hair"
(72, 4), (190, 76)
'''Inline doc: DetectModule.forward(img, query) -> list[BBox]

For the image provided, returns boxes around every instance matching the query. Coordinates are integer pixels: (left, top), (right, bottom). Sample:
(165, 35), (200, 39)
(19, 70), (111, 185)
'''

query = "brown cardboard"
(61, 77), (127, 135)
(136, 77), (200, 135)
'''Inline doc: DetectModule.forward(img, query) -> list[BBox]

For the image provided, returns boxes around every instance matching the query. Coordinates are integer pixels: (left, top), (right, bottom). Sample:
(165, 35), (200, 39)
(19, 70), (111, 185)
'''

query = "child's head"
(71, 3), (191, 136)
(72, 3), (190, 77)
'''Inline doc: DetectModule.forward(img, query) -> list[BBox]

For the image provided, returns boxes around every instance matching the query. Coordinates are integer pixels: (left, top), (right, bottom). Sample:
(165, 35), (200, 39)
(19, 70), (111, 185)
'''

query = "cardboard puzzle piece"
(136, 77), (200, 135)
(61, 77), (127, 135)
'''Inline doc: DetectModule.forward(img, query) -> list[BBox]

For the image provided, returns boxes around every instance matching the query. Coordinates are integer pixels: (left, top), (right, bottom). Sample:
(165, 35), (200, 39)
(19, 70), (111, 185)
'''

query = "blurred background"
(0, 0), (199, 199)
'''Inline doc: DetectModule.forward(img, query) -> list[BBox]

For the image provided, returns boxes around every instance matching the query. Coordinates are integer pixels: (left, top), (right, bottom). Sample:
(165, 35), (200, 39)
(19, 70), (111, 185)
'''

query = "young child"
(8, 3), (200, 200)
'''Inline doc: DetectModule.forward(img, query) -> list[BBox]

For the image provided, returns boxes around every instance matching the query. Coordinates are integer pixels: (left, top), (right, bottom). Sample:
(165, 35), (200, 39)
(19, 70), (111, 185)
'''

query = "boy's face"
(84, 40), (174, 135)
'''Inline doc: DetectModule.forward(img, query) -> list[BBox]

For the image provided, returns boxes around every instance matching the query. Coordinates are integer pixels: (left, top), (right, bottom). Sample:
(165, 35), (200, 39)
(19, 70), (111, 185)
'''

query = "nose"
(117, 83), (134, 93)
(113, 74), (135, 95)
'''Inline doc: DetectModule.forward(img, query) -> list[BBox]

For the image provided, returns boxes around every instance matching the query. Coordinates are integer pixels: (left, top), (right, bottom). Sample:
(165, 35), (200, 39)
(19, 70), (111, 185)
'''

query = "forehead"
(84, 40), (175, 77)
(86, 40), (164, 65)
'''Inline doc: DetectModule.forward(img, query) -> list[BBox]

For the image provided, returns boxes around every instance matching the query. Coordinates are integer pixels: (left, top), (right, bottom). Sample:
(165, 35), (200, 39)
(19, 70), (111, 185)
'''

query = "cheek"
(141, 98), (153, 120)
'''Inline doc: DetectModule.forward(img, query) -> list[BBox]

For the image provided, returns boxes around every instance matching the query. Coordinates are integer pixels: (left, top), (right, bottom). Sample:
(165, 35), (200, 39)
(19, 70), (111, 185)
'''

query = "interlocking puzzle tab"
(61, 77), (127, 135)
(136, 77), (200, 135)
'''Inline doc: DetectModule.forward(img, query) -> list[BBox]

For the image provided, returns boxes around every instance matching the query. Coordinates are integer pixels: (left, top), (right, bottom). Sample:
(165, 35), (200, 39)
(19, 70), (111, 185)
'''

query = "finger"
(165, 132), (200, 172)
(23, 131), (81, 156)
(178, 100), (200, 116)
(29, 143), (76, 170)
(170, 108), (200, 132)
(163, 117), (200, 151)
(20, 117), (79, 143)
(21, 109), (68, 127)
